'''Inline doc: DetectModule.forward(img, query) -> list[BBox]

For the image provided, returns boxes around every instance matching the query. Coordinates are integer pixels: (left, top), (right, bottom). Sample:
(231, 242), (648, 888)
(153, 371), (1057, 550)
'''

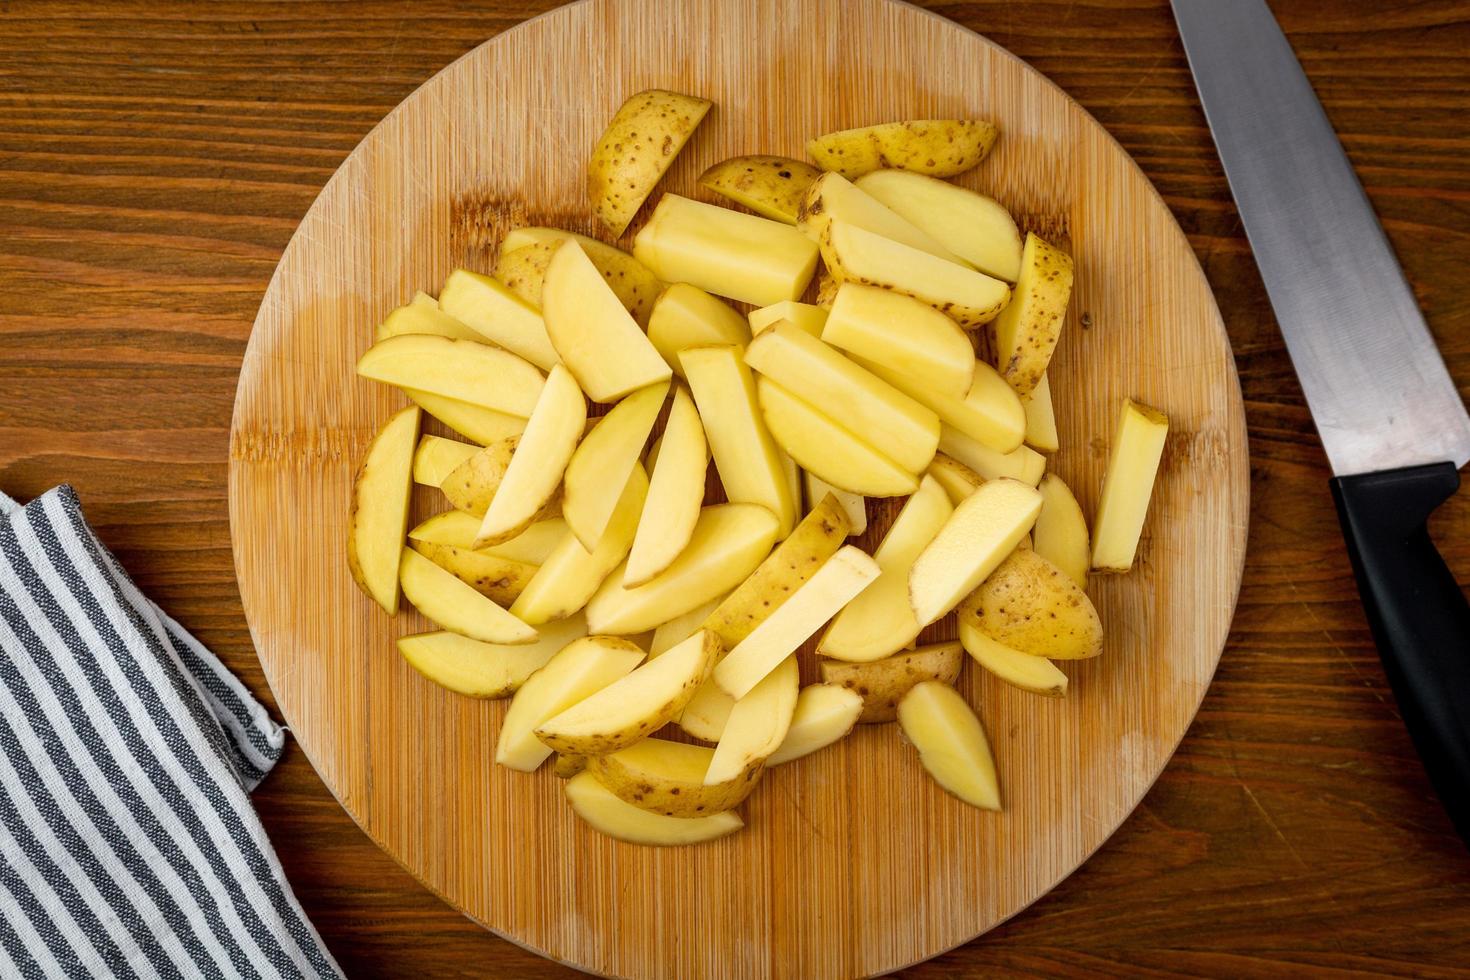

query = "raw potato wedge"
(412, 435), (478, 487)
(535, 630), (720, 755)
(698, 154), (822, 225)
(797, 172), (969, 266)
(398, 549), (536, 645)
(819, 475), (952, 662)
(588, 738), (762, 817)
(410, 511), (566, 565)
(440, 438), (520, 516)
(564, 771), (742, 846)
(897, 681), (1001, 811)
(820, 220), (1010, 328)
(356, 334), (544, 417)
(397, 614), (588, 699)
(1091, 398), (1169, 572)
(854, 170), (1023, 282)
(492, 242), (556, 308)
(347, 406), (420, 614)
(714, 546), (880, 700)
(819, 641), (963, 723)
(500, 227), (663, 325)
(678, 676), (736, 743)
(959, 547), (1103, 660)
(542, 242), (671, 403)
(563, 381), (668, 550)
(438, 268), (560, 371)
(756, 379), (919, 498)
(992, 233), (1075, 398)
(510, 465), (649, 625)
(403, 389), (527, 446)
(807, 119), (999, 179)
(496, 636), (645, 771)
(938, 425), (1045, 487)
(634, 194), (821, 307)
(409, 541), (536, 606)
(859, 356), (1025, 455)
(588, 89), (712, 237)
(748, 301), (828, 338)
(376, 292), (482, 342)
(745, 323), (939, 473)
(474, 364), (586, 547)
(705, 655), (800, 784)
(626, 385), (708, 587)
(805, 472), (864, 535)
(766, 684), (864, 764)
(926, 453), (984, 505)
(908, 478), (1042, 628)
(649, 593), (726, 659)
(1034, 474), (1090, 588)
(647, 283), (751, 378)
(823, 283), (975, 399)
(702, 494), (851, 648)
(960, 622), (1068, 697)
(1023, 374), (1060, 453)
(585, 504), (781, 635)
(681, 345), (799, 537)
(554, 754), (587, 778)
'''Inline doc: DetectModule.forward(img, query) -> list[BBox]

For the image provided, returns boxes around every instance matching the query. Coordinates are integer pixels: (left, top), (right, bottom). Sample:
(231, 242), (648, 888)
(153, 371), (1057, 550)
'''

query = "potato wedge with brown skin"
(534, 629), (720, 756)
(807, 119), (999, 180)
(815, 272), (839, 309)
(699, 155), (822, 225)
(819, 641), (962, 723)
(409, 541), (536, 606)
(396, 615), (587, 700)
(588, 89), (711, 237)
(347, 406), (420, 614)
(499, 227), (661, 326)
(926, 452), (984, 505)
(588, 737), (762, 817)
(564, 771), (742, 845)
(553, 754), (587, 778)
(992, 233), (1074, 398)
(439, 437), (517, 515)
(701, 493), (851, 649)
(957, 548), (1102, 660)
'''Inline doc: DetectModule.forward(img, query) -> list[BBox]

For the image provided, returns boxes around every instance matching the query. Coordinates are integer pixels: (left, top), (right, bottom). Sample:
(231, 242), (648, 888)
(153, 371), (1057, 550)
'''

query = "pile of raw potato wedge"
(347, 89), (1169, 846)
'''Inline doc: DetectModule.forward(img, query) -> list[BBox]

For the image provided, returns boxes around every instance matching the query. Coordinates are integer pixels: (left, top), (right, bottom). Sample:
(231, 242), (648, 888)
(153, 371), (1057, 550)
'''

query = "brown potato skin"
(820, 642), (963, 723)
(588, 89), (711, 237)
(698, 155), (822, 225)
(958, 548), (1103, 659)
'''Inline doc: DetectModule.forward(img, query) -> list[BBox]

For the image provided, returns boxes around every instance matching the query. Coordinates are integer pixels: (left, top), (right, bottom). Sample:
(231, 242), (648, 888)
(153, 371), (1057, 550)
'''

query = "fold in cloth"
(0, 486), (341, 979)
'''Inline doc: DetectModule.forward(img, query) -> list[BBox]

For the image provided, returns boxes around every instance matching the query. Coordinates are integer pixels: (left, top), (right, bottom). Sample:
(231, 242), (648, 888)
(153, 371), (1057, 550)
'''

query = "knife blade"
(1172, 0), (1470, 477)
(1173, 0), (1470, 844)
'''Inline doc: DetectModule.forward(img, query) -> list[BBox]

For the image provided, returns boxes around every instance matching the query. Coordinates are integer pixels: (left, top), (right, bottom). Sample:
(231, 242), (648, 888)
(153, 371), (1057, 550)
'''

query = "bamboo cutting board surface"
(227, 0), (1249, 975)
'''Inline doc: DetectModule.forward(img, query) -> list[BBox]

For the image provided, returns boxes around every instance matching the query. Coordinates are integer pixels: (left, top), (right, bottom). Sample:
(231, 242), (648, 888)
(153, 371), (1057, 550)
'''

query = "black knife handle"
(1332, 462), (1470, 842)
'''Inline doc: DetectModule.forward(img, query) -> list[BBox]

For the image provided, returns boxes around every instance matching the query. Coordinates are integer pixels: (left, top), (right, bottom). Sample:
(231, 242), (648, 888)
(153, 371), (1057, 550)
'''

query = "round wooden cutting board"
(228, 0), (1249, 975)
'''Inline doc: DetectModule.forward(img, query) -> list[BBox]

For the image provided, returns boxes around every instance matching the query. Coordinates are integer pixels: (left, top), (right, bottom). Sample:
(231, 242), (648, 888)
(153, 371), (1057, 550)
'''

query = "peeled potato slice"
(897, 680), (1001, 810)
(766, 684), (863, 765)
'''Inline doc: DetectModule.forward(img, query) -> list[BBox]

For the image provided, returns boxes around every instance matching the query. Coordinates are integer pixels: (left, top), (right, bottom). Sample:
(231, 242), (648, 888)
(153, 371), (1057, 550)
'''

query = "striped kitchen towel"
(0, 485), (342, 980)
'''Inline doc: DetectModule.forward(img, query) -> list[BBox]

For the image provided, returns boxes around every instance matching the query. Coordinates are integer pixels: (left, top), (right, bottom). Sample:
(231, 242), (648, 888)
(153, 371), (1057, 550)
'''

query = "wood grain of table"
(1, 1), (1467, 976)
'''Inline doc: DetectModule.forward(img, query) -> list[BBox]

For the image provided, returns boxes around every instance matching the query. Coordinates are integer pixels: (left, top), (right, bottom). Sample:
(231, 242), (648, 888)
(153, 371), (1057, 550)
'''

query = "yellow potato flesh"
(412, 435), (478, 487)
(1023, 374), (1060, 453)
(398, 549), (536, 645)
(992, 233), (1075, 398)
(959, 622), (1068, 697)
(854, 169), (1022, 282)
(541, 242), (671, 403)
(938, 425), (1045, 487)
(1091, 398), (1169, 572)
(634, 194), (820, 308)
(797, 171), (968, 266)
(859, 355), (1024, 455)
(397, 615), (588, 699)
(375, 293), (482, 343)
(766, 684), (864, 765)
(819, 476), (952, 663)
(823, 283), (975, 399)
(1034, 473), (1090, 588)
(748, 300), (828, 337)
(564, 772), (741, 846)
(355, 333), (544, 417)
(646, 283), (751, 379)
(438, 268), (560, 371)
(347, 406), (419, 614)
(755, 378), (919, 498)
(897, 680), (1001, 811)
(562, 381), (667, 550)
(625, 384), (708, 587)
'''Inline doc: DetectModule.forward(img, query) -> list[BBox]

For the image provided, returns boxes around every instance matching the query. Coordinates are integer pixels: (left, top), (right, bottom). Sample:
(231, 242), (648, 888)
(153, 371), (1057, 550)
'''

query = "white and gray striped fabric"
(0, 485), (342, 979)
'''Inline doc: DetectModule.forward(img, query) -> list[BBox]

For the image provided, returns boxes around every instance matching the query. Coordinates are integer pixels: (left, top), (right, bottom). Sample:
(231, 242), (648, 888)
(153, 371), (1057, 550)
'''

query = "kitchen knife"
(1172, 0), (1470, 841)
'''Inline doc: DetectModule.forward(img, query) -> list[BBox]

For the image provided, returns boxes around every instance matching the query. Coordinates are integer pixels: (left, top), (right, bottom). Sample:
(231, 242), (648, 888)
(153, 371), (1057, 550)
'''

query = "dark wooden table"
(2, 1), (1468, 975)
